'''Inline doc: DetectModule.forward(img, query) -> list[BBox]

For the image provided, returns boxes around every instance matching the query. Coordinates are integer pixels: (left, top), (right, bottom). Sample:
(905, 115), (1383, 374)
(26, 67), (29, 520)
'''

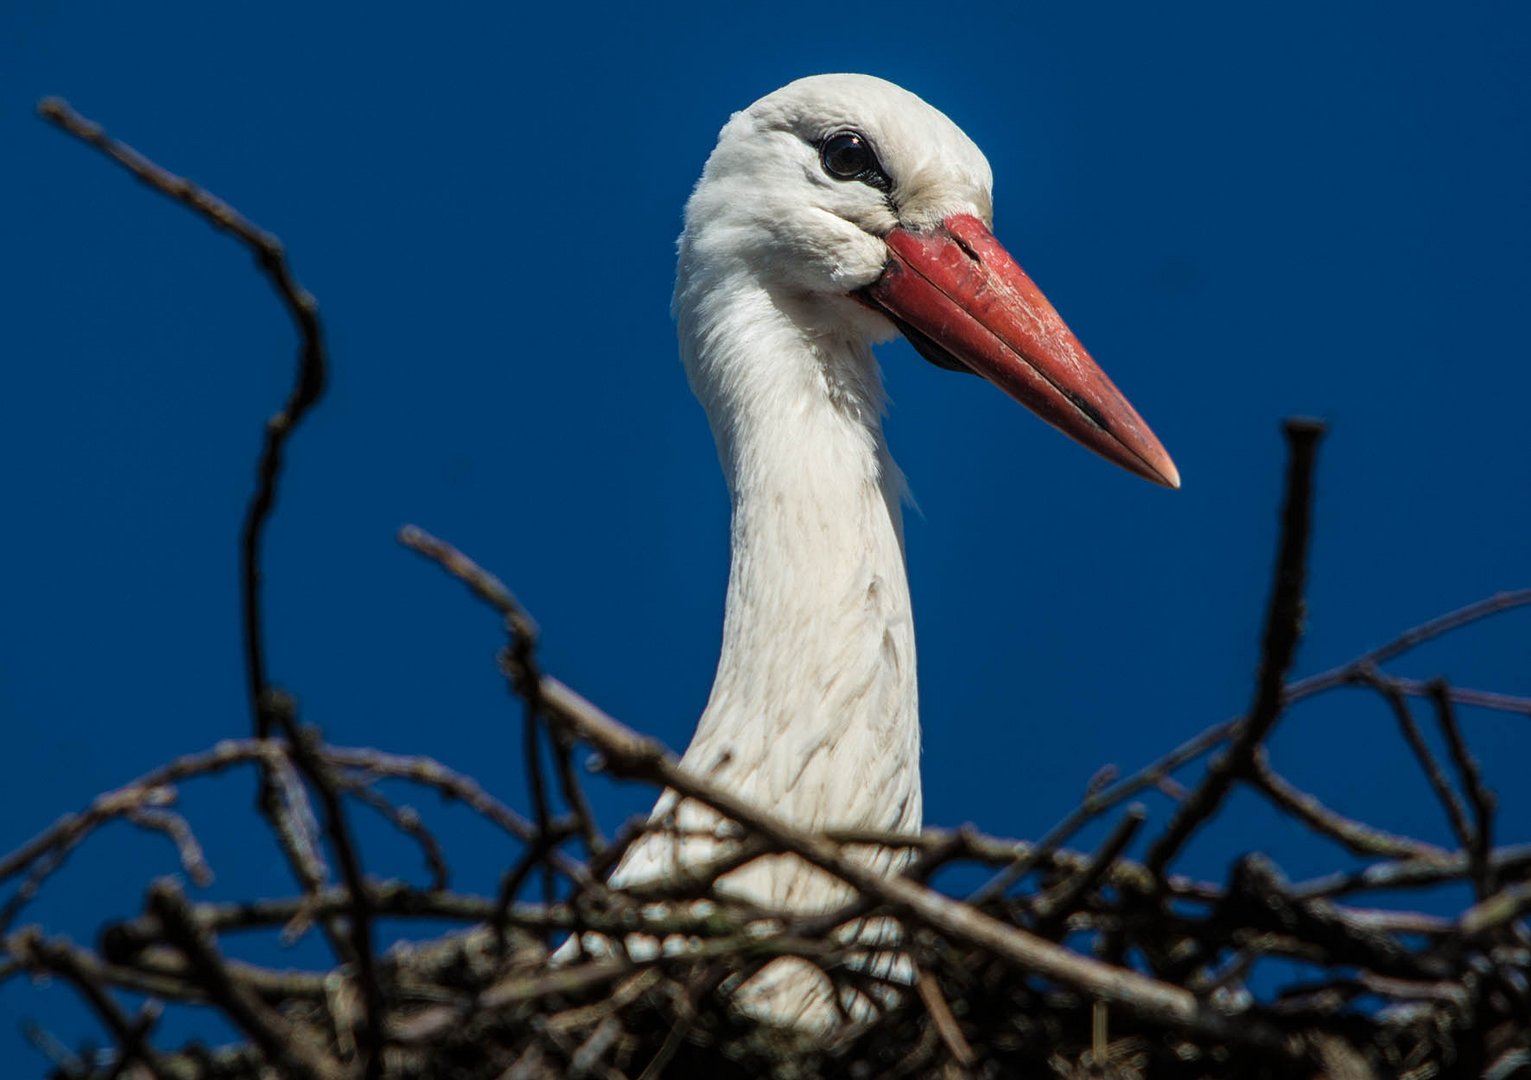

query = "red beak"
(859, 214), (1180, 489)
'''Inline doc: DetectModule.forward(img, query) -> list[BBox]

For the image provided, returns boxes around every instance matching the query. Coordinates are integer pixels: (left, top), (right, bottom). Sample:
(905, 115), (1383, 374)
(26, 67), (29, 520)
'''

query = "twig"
(12, 930), (233, 1004)
(1031, 806), (1146, 933)
(629, 964), (730, 1080)
(103, 1004), (166, 1080)
(504, 642), (557, 915)
(263, 749), (331, 898)
(1249, 748), (1446, 861)
(915, 969), (977, 1068)
(391, 956), (637, 1045)
(9, 929), (171, 1080)
(35, 98), (327, 737)
(107, 883), (745, 953)
(148, 880), (342, 1079)
(1460, 882), (1531, 936)
(1223, 855), (1445, 981)
(0, 742), (298, 930)
(400, 525), (603, 902)
(1291, 588), (1531, 697)
(585, 814), (652, 883)
(266, 707), (387, 1074)
(1384, 677), (1531, 716)
(124, 809), (213, 888)
(338, 778), (450, 891)
(1294, 843), (1531, 900)
(1429, 679), (1497, 897)
(1359, 669), (1474, 854)
(547, 721), (605, 858)
(116, 882), (498, 941)
(22, 1020), (87, 1079)
(966, 806), (1092, 909)
(33, 104), (387, 1068)
(493, 816), (580, 953)
(329, 747), (594, 889)
(1146, 419), (1324, 877)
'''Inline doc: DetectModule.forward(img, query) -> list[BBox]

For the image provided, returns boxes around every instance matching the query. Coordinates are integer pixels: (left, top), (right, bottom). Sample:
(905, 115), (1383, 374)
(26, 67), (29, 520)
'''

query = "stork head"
(678, 73), (1179, 489)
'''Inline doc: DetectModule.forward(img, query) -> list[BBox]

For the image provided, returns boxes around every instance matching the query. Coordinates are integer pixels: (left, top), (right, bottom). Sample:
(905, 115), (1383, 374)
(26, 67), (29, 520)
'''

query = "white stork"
(569, 73), (1177, 1024)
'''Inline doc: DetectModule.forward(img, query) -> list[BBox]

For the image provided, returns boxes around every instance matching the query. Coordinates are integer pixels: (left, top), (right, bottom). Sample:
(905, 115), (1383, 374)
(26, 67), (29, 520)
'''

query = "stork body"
(574, 75), (1178, 1024)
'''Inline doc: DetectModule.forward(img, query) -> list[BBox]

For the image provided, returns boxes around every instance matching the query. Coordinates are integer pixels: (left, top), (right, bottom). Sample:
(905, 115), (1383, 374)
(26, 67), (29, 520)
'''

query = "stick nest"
(6, 99), (1529, 1080)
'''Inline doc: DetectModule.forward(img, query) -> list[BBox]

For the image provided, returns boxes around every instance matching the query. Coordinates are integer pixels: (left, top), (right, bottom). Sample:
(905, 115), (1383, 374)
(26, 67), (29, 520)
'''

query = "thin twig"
(1459, 881), (1531, 936)
(148, 880), (342, 1080)
(330, 747), (595, 889)
(268, 707), (387, 1075)
(1250, 748), (1446, 861)
(915, 969), (977, 1069)
(1031, 806), (1146, 933)
(1359, 669), (1474, 854)
(966, 806), (1092, 909)
(401, 525), (599, 904)
(124, 809), (214, 888)
(9, 929), (172, 1080)
(35, 98), (328, 737)
(339, 780), (451, 891)
(1384, 677), (1531, 716)
(1146, 419), (1324, 877)
(1291, 588), (1531, 698)
(1429, 679), (1497, 898)
(33, 105), (383, 1059)
(0, 742), (298, 930)
(21, 1020), (87, 1079)
(1294, 843), (1531, 900)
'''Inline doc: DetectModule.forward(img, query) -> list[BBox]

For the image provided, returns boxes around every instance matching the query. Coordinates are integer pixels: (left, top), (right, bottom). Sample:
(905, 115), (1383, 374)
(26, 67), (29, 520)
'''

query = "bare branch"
(8, 929), (171, 1080)
(1250, 748), (1446, 861)
(36, 98), (327, 738)
(338, 778), (451, 891)
(401, 525), (605, 857)
(1146, 419), (1325, 877)
(148, 880), (343, 1080)
(1428, 679), (1498, 898)
(1359, 669), (1475, 854)
(1291, 588), (1531, 696)
(915, 969), (976, 1069)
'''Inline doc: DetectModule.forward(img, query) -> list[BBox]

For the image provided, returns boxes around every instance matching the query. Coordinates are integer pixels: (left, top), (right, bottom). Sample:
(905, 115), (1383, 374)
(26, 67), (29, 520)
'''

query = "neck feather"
(673, 274), (922, 840)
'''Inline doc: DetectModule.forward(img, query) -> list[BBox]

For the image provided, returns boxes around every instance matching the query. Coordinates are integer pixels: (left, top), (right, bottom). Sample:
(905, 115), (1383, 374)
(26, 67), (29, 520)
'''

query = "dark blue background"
(3, 1), (1528, 1067)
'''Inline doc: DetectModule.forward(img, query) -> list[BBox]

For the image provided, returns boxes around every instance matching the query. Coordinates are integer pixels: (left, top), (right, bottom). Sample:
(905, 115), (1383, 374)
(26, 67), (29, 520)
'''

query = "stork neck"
(675, 276), (921, 835)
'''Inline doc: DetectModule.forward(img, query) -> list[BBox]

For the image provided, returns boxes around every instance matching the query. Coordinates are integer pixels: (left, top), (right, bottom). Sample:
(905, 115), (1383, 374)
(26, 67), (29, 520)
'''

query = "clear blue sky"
(3, 0), (1528, 1066)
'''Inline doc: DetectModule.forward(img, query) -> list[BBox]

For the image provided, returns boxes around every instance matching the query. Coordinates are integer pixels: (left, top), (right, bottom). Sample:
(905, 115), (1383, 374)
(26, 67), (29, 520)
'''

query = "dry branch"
(1145, 418), (1323, 877)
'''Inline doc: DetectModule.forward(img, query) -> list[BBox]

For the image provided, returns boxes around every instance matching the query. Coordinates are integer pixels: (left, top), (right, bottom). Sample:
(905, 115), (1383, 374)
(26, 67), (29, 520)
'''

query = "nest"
(5, 99), (1529, 1080)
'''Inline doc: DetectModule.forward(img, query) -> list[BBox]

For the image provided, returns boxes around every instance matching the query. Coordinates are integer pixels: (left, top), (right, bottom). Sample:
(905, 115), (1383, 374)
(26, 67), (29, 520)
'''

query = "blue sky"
(3, 0), (1529, 1065)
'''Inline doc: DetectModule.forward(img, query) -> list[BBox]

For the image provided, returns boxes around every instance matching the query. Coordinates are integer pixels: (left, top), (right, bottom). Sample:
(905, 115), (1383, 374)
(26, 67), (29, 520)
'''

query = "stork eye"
(820, 131), (891, 191)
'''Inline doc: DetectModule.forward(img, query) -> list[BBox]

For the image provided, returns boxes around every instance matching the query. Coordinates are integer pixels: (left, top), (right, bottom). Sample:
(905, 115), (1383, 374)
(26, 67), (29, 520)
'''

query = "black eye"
(820, 131), (891, 190)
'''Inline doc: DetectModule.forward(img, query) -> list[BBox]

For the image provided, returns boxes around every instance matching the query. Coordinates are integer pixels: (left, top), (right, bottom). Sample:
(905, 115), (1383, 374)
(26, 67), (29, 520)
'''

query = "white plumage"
(566, 74), (1177, 1026)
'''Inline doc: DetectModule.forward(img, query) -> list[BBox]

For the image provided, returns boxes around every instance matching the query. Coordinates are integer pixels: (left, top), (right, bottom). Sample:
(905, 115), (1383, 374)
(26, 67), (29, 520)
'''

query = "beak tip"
(1134, 444), (1180, 489)
(1159, 459), (1182, 490)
